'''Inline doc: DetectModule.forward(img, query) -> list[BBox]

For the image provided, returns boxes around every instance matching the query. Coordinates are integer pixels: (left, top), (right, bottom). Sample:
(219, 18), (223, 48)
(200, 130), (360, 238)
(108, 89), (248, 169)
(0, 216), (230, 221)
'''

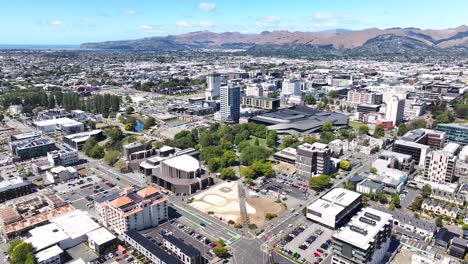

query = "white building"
(46, 166), (78, 184)
(246, 84), (263, 97)
(332, 207), (393, 264)
(36, 245), (63, 264)
(86, 227), (117, 254)
(306, 188), (362, 228)
(282, 79), (301, 96)
(424, 143), (460, 183)
(47, 147), (79, 167)
(385, 96), (405, 126)
(33, 118), (84, 135)
(99, 186), (168, 234)
(403, 99), (426, 120)
(205, 73), (221, 100)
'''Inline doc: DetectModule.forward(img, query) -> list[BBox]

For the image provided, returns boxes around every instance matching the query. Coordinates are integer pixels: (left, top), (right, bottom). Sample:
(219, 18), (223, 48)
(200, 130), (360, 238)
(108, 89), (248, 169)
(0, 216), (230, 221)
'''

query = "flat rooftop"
(321, 187), (362, 207)
(162, 154), (199, 172)
(86, 227), (116, 245)
(333, 207), (392, 250)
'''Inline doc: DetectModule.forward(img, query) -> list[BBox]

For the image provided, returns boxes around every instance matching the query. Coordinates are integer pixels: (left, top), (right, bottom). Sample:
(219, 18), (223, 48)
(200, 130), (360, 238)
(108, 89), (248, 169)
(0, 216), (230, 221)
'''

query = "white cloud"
(49, 20), (63, 26)
(123, 9), (137, 15)
(198, 2), (216, 12)
(255, 16), (281, 28)
(176, 20), (214, 28)
(311, 12), (334, 21)
(138, 25), (164, 34)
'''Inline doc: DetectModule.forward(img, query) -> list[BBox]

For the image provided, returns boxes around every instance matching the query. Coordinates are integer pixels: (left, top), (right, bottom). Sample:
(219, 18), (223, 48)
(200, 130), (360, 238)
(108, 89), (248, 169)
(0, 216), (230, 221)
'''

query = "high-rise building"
(205, 73), (221, 100)
(295, 143), (332, 179)
(99, 186), (168, 234)
(385, 96), (405, 126)
(424, 143), (460, 183)
(281, 79), (301, 96)
(332, 207), (393, 264)
(220, 84), (240, 123)
(436, 123), (468, 145)
(246, 84), (263, 97)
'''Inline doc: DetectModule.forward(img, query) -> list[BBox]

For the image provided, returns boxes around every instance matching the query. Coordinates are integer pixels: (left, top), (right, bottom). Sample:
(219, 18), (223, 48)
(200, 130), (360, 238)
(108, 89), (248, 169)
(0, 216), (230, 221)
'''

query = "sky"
(0, 0), (467, 45)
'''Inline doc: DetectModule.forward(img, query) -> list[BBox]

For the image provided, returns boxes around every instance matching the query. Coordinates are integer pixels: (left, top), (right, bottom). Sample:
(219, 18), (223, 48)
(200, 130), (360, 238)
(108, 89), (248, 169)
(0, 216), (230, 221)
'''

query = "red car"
(317, 249), (324, 253)
(209, 243), (217, 248)
(313, 252), (320, 257)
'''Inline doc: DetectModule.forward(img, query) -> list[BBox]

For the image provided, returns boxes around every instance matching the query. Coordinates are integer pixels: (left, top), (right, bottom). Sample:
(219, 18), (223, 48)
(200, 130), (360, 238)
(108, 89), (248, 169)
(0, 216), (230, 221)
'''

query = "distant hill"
(81, 26), (468, 57)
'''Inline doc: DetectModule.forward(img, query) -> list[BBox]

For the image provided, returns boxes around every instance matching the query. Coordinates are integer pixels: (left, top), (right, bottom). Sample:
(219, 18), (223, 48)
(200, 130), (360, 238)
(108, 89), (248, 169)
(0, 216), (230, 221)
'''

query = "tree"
(282, 136), (299, 148)
(376, 191), (388, 204)
(304, 94), (316, 105)
(397, 124), (409, 136)
(390, 193), (401, 208)
(411, 196), (424, 211)
(239, 145), (271, 165)
(104, 150), (120, 165)
(240, 166), (256, 178)
(265, 213), (278, 220)
(436, 216), (443, 227)
(83, 138), (98, 154)
(213, 239), (229, 258)
(208, 158), (223, 172)
(374, 125), (385, 138)
(358, 125), (369, 136)
(222, 150), (237, 167)
(309, 175), (331, 191)
(103, 127), (122, 141)
(144, 116), (156, 128)
(339, 160), (351, 171)
(8, 240), (34, 264)
(0, 113), (4, 122)
(388, 203), (396, 211)
(125, 106), (135, 114)
(422, 184), (431, 198)
(322, 121), (333, 132)
(369, 167), (377, 174)
(266, 130), (278, 148)
(219, 167), (236, 180)
(88, 145), (105, 159)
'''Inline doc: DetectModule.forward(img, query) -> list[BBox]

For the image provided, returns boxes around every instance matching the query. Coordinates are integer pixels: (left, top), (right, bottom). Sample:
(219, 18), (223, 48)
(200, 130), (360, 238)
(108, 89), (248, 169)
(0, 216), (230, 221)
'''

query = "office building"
(332, 207), (393, 264)
(250, 105), (349, 136)
(35, 245), (63, 264)
(47, 147), (79, 167)
(205, 73), (221, 100)
(10, 131), (42, 142)
(86, 227), (117, 254)
(10, 136), (56, 160)
(423, 143), (459, 183)
(163, 235), (201, 264)
(123, 230), (179, 264)
(46, 166), (78, 184)
(282, 79), (301, 96)
(356, 179), (384, 194)
(347, 90), (383, 106)
(385, 96), (405, 126)
(246, 84), (263, 97)
(152, 154), (211, 195)
(449, 237), (468, 259)
(241, 96), (280, 110)
(33, 117), (84, 135)
(403, 99), (426, 120)
(393, 140), (430, 166)
(306, 188), (362, 228)
(401, 128), (446, 148)
(296, 143), (333, 179)
(63, 130), (103, 150)
(0, 176), (33, 203)
(99, 186), (168, 234)
(220, 84), (241, 123)
(436, 123), (468, 145)
(123, 142), (145, 160)
(356, 104), (380, 113)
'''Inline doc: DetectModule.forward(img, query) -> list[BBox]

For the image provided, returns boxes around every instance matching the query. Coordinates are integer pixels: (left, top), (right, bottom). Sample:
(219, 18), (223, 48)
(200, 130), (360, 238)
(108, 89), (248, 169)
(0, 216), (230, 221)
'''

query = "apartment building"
(0, 176), (33, 203)
(47, 147), (79, 167)
(423, 143), (460, 183)
(163, 235), (201, 264)
(123, 230), (179, 264)
(10, 136), (56, 160)
(220, 84), (241, 123)
(332, 207), (393, 264)
(241, 95), (280, 110)
(385, 96), (405, 126)
(347, 90), (383, 106)
(296, 142), (333, 179)
(99, 186), (168, 234)
(436, 123), (468, 145)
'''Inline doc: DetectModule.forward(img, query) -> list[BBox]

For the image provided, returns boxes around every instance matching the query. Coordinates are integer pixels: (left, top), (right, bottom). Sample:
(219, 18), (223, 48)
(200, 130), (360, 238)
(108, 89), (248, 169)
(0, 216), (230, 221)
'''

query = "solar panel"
(350, 225), (368, 235)
(359, 217), (376, 226)
(364, 212), (381, 221)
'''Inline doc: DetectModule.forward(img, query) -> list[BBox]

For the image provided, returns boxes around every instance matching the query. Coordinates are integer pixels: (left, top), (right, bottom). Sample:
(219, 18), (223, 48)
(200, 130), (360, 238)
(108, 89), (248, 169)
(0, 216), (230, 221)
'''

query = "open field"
(348, 120), (364, 129)
(190, 181), (286, 227)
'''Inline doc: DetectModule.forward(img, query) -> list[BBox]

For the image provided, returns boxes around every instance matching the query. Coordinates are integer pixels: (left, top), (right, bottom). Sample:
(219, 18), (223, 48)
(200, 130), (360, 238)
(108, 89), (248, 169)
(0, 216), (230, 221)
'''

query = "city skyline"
(1, 0), (467, 44)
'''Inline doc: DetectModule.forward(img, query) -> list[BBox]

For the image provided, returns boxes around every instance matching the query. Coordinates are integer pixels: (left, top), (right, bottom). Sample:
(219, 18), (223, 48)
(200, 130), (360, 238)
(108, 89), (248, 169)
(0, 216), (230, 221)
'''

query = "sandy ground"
(191, 182), (242, 223)
(190, 181), (286, 227)
(246, 197), (286, 227)
(273, 162), (296, 174)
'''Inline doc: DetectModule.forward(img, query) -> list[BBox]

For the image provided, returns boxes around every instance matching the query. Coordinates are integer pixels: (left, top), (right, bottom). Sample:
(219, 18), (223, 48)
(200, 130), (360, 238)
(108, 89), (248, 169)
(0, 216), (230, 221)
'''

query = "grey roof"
(358, 179), (384, 190)
(125, 230), (179, 263)
(375, 205), (437, 233)
(164, 235), (200, 257)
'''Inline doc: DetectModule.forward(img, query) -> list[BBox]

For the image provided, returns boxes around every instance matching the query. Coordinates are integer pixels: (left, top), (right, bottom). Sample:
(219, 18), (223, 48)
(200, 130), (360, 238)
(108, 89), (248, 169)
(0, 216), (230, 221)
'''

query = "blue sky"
(0, 0), (467, 44)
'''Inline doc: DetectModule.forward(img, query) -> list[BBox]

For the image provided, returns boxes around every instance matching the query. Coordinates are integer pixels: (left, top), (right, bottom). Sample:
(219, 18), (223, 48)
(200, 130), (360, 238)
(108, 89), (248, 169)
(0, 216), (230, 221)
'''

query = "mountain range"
(81, 26), (468, 57)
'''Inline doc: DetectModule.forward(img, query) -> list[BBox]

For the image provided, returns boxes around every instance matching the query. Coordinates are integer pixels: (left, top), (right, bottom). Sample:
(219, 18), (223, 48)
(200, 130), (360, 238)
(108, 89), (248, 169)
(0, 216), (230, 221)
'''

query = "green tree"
(208, 158), (223, 172)
(213, 239), (229, 258)
(358, 125), (369, 136)
(374, 125), (385, 138)
(436, 216), (443, 227)
(397, 124), (409, 136)
(240, 166), (255, 178)
(390, 193), (400, 208)
(422, 184), (431, 198)
(322, 121), (333, 132)
(125, 106), (135, 114)
(282, 136), (299, 148)
(222, 150), (237, 166)
(339, 160), (351, 171)
(304, 94), (316, 105)
(388, 203), (396, 211)
(144, 116), (156, 128)
(9, 240), (34, 264)
(239, 145), (271, 165)
(88, 145), (105, 159)
(369, 167), (377, 174)
(309, 175), (331, 191)
(83, 138), (98, 154)
(266, 130), (278, 148)
(104, 150), (120, 165)
(103, 127), (122, 141)
(219, 167), (236, 180)
(411, 196), (424, 211)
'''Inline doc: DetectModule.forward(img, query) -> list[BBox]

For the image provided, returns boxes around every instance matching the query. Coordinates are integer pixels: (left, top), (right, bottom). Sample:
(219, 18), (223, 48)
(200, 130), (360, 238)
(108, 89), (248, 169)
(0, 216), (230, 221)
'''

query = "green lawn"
(246, 136), (268, 148)
(349, 120), (364, 129)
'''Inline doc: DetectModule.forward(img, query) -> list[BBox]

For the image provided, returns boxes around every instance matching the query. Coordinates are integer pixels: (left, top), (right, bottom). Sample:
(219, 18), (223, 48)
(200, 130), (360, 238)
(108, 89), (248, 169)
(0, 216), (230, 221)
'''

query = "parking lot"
(277, 223), (334, 264)
(259, 173), (309, 200)
(142, 220), (215, 262)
